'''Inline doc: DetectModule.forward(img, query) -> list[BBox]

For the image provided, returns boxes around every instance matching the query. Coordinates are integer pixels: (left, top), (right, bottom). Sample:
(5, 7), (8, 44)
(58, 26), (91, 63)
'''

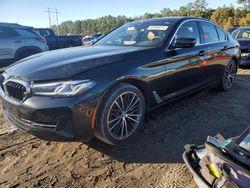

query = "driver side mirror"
(172, 38), (196, 48)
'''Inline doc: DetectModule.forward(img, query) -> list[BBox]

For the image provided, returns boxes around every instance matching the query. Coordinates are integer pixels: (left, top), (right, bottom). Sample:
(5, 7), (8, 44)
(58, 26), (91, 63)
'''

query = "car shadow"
(86, 74), (250, 164)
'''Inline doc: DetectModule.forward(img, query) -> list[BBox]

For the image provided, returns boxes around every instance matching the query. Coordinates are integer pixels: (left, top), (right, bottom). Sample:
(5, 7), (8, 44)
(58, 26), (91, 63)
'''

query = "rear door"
(197, 21), (230, 82)
(0, 27), (21, 60)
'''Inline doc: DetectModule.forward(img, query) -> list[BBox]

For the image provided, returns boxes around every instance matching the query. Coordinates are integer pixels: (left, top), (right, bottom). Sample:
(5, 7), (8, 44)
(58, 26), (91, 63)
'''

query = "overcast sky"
(0, 0), (239, 28)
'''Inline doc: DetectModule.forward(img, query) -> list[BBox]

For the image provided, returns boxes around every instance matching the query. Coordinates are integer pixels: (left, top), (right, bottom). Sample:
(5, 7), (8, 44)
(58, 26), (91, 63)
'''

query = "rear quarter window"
(199, 22), (219, 44)
(15, 29), (38, 37)
(216, 27), (227, 42)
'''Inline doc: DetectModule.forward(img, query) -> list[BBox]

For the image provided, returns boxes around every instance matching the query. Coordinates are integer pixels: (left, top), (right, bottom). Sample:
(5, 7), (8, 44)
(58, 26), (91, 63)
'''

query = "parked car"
(231, 27), (250, 66)
(0, 23), (49, 68)
(82, 36), (97, 46)
(90, 34), (103, 39)
(227, 26), (239, 34)
(82, 34), (103, 46)
(0, 17), (240, 145)
(34, 28), (82, 50)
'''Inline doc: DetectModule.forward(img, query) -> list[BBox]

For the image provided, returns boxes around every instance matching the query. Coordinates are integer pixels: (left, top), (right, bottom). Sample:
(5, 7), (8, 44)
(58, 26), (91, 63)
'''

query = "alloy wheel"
(224, 61), (236, 89)
(107, 92), (143, 140)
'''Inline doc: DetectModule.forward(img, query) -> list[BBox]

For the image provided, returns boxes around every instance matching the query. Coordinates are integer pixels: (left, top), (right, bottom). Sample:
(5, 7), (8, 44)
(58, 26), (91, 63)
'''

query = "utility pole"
(44, 8), (52, 28)
(55, 9), (59, 35)
(44, 8), (60, 35)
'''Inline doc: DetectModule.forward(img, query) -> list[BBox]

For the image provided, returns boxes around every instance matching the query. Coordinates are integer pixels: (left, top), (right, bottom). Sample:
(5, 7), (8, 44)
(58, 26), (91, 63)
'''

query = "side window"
(231, 30), (239, 39)
(0, 27), (20, 38)
(175, 21), (200, 45)
(216, 27), (227, 42)
(199, 22), (219, 43)
(238, 29), (250, 39)
(15, 29), (37, 37)
(37, 30), (52, 37)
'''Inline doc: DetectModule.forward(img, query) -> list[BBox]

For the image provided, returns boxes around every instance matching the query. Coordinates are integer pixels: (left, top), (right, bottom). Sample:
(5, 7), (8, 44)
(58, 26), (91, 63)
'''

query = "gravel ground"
(0, 68), (250, 188)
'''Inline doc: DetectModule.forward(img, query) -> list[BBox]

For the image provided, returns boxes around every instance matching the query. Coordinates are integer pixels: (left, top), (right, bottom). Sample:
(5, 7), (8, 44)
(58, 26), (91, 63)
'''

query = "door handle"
(222, 46), (228, 51)
(198, 50), (206, 56)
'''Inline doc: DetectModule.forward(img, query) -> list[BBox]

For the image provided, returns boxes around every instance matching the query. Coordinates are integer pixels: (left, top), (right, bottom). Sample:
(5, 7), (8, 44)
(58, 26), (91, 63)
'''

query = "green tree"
(211, 7), (235, 28)
(52, 1), (248, 36)
(237, 0), (250, 9)
(239, 13), (250, 26)
(73, 20), (82, 34)
(192, 0), (208, 11)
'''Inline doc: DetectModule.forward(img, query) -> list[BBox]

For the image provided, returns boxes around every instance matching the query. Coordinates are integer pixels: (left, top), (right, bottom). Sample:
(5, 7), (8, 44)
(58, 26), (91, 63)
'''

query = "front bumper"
(1, 92), (101, 141)
(240, 60), (250, 66)
(240, 53), (250, 66)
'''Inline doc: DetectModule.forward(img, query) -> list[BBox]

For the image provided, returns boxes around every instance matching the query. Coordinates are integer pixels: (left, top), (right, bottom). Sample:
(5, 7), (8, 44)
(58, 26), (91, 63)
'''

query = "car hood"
(5, 45), (156, 81)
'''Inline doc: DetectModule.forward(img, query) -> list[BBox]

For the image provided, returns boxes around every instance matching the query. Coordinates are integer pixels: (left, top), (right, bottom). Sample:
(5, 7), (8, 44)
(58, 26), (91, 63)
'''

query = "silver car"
(0, 23), (49, 68)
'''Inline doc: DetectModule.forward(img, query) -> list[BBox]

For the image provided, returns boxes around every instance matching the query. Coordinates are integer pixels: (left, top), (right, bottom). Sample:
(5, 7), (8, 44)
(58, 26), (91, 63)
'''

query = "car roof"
(132, 16), (210, 23)
(0, 22), (33, 29)
(35, 28), (51, 30)
(238, 27), (250, 29)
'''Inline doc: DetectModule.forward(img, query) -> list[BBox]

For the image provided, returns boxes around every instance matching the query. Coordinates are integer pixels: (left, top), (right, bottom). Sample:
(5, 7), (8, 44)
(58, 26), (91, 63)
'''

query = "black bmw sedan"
(0, 17), (240, 145)
(231, 27), (250, 66)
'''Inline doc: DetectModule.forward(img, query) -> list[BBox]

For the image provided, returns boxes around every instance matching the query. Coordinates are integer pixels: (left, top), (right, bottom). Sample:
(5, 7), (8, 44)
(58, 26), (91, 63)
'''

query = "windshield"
(233, 28), (250, 40)
(95, 20), (176, 47)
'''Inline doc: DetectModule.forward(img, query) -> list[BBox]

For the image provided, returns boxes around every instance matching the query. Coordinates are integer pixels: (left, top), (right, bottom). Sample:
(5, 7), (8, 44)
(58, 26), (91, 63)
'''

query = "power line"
(44, 8), (60, 35)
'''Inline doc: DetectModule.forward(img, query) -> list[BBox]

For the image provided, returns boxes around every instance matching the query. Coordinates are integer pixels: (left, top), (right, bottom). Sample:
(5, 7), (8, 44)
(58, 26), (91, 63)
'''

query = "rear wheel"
(96, 83), (146, 145)
(218, 59), (237, 91)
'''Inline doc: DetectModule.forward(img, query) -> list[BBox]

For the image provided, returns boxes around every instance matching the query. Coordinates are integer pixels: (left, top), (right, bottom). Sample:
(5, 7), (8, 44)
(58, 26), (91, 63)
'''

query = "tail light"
(36, 37), (47, 43)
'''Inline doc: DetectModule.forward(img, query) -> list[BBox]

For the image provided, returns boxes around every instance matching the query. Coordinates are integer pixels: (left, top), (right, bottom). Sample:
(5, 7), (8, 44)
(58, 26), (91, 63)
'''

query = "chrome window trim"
(215, 26), (227, 42)
(167, 19), (227, 50)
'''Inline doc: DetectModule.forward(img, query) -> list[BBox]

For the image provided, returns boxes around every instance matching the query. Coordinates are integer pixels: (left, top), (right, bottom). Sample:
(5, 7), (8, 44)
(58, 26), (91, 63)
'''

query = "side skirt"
(150, 80), (220, 111)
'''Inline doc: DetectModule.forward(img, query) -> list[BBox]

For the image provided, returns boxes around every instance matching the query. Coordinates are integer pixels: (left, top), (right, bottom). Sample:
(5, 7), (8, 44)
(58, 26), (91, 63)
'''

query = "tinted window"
(235, 28), (250, 39)
(199, 22), (219, 43)
(0, 27), (20, 38)
(36, 29), (54, 37)
(175, 21), (200, 45)
(216, 27), (227, 41)
(16, 29), (38, 37)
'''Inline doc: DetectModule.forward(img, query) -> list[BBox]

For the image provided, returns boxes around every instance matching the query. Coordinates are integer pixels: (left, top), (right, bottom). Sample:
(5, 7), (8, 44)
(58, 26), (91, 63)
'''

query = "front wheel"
(95, 83), (146, 145)
(218, 59), (237, 91)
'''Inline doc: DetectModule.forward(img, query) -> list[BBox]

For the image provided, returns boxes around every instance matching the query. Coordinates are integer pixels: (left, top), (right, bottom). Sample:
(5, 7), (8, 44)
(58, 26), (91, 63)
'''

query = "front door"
(162, 21), (206, 100)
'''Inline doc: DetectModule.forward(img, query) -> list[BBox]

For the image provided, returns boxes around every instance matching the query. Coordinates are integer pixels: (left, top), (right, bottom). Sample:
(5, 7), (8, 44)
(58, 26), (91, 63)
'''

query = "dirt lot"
(0, 68), (250, 188)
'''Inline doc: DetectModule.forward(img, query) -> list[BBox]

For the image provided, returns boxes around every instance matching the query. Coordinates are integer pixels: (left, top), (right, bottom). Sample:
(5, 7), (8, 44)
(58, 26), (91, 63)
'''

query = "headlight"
(31, 80), (95, 96)
(241, 53), (250, 57)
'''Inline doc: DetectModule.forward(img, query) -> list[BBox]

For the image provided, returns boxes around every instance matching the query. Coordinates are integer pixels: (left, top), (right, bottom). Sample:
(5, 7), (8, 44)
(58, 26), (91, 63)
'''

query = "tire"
(217, 59), (237, 91)
(16, 50), (37, 61)
(95, 83), (146, 145)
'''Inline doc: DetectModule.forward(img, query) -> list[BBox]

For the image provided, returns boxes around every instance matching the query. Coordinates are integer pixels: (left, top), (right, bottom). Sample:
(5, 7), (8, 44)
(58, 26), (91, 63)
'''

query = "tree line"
(52, 0), (250, 36)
